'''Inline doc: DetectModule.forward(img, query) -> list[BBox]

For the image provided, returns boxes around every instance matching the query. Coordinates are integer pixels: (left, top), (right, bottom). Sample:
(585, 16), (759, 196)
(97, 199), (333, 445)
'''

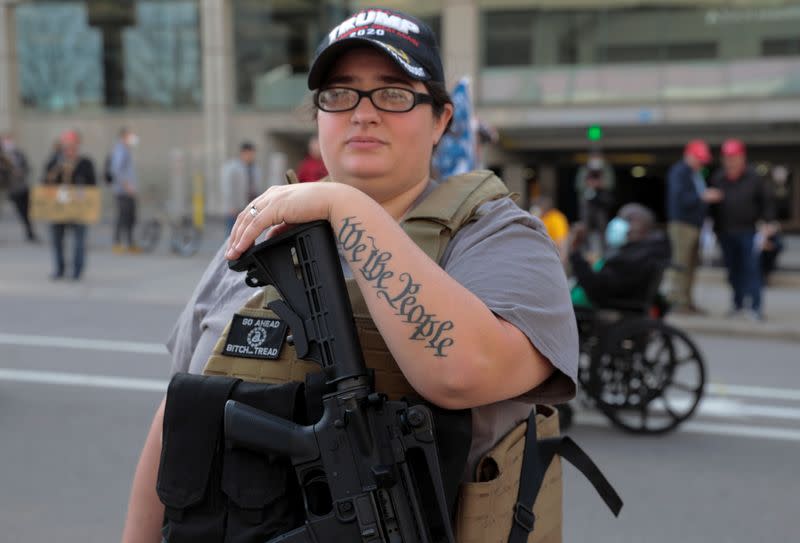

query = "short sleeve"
(440, 198), (579, 403)
(166, 244), (231, 374)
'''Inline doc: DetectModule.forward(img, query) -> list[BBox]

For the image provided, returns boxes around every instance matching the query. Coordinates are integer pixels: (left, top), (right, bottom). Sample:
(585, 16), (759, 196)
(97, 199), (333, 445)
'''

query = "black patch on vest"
(223, 315), (287, 360)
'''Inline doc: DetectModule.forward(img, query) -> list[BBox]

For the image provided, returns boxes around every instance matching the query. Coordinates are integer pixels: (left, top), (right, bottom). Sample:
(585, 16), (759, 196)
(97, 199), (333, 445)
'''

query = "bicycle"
(136, 185), (203, 257)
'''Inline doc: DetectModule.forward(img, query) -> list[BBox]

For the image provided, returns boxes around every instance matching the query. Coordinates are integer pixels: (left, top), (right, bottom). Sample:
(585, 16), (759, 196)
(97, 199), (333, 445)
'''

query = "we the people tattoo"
(337, 216), (455, 357)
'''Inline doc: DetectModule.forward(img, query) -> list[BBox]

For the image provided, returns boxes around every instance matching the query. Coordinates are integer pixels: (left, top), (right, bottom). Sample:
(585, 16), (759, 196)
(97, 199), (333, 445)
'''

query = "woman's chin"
(339, 161), (391, 181)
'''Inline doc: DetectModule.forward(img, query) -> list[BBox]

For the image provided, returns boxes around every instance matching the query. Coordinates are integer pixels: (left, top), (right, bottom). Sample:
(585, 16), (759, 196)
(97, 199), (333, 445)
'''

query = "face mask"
(605, 217), (630, 249)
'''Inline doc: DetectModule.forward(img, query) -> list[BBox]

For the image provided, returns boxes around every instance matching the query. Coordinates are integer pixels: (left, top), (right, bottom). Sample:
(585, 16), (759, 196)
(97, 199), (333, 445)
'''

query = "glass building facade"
(232, 0), (441, 109)
(16, 0), (202, 111)
(2, 1), (799, 226)
(480, 2), (800, 105)
(11, 1), (800, 111)
(482, 3), (800, 67)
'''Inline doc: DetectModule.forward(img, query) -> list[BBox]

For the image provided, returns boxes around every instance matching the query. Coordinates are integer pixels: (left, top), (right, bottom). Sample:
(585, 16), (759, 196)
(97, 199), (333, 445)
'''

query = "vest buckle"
(513, 501), (536, 533)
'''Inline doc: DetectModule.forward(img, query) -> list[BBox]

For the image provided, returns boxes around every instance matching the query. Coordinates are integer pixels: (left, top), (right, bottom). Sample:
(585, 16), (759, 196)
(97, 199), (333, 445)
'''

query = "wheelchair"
(562, 270), (706, 435)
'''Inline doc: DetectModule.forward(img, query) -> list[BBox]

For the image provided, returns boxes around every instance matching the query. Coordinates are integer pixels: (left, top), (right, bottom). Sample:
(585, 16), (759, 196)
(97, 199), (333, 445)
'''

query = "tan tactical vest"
(203, 170), (510, 396)
(202, 171), (563, 543)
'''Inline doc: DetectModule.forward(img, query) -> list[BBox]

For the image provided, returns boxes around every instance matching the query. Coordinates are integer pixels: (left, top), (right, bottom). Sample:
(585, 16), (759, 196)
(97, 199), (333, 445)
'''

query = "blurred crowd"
(532, 139), (781, 322)
(2, 126), (784, 315)
(1, 127), (142, 280)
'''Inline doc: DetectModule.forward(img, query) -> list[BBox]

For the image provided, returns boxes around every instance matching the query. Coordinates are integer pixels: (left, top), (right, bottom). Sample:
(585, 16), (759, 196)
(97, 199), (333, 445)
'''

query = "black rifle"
(225, 221), (455, 543)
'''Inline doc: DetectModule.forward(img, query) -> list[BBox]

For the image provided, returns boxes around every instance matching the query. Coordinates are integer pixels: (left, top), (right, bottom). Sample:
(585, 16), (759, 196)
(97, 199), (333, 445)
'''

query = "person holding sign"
(42, 130), (97, 280)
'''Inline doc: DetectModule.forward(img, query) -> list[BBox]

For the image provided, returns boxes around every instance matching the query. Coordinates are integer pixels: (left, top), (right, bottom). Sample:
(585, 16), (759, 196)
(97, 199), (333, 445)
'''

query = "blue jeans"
(51, 223), (87, 279)
(718, 231), (761, 313)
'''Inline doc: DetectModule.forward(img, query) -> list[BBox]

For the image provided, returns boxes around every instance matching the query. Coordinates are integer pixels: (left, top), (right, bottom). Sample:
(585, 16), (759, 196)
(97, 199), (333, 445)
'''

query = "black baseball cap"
(307, 8), (445, 90)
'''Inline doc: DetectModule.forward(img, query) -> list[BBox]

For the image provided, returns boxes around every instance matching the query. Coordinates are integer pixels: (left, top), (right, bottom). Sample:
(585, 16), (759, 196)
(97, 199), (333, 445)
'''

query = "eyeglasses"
(315, 86), (434, 113)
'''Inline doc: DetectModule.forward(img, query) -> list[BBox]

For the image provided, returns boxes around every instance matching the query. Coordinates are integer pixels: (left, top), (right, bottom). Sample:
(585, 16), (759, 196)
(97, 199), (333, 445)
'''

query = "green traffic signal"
(587, 125), (603, 141)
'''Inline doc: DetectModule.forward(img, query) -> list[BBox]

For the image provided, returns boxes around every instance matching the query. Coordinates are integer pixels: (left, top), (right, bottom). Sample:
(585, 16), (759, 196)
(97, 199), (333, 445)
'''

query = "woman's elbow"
(415, 355), (496, 410)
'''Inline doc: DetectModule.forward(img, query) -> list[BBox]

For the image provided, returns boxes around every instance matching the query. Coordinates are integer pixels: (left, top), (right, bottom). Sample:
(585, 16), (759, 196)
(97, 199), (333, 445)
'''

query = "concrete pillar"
(0, 2), (18, 135)
(791, 165), (800, 229)
(200, 0), (234, 216)
(441, 0), (479, 95)
(502, 162), (526, 208)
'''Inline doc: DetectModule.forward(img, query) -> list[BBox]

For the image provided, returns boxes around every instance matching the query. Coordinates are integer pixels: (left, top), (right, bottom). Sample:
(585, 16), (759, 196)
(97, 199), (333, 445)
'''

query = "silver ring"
(249, 205), (258, 217)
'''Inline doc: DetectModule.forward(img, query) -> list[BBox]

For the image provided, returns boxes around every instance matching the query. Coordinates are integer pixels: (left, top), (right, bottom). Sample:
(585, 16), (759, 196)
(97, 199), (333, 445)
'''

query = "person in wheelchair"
(569, 203), (671, 313)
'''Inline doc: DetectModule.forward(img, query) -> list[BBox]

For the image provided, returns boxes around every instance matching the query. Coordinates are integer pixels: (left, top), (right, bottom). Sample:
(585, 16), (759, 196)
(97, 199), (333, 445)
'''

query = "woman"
(122, 9), (577, 542)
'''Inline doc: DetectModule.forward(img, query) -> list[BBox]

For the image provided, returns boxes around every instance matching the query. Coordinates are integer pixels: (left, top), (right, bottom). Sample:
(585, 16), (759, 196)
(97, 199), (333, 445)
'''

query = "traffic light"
(587, 125), (603, 141)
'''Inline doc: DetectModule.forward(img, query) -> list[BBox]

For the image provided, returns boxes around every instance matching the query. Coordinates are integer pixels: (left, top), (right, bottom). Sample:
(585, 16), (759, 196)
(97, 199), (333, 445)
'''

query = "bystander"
(664, 140), (723, 314)
(295, 135), (327, 182)
(531, 195), (570, 260)
(221, 141), (263, 234)
(1, 133), (38, 242)
(709, 139), (776, 321)
(574, 152), (615, 253)
(110, 127), (141, 253)
(569, 203), (671, 309)
(42, 130), (97, 280)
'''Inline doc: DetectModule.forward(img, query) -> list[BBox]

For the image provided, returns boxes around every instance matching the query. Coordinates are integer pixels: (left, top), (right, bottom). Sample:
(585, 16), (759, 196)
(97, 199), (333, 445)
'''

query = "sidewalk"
(666, 266), (800, 342)
(0, 216), (230, 306)
(3, 215), (800, 342)
(666, 233), (800, 342)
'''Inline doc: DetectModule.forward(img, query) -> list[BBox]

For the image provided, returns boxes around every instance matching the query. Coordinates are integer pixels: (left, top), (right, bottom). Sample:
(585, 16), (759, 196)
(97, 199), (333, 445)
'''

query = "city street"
(1, 237), (799, 542)
(5, 1), (800, 542)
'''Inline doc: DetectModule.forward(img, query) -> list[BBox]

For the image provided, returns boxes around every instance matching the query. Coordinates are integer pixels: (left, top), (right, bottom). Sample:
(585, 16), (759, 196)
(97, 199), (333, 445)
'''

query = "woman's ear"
(433, 103), (454, 145)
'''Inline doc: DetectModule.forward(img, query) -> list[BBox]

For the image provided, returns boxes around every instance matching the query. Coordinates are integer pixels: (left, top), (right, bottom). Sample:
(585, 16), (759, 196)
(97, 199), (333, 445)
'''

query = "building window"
(484, 11), (535, 67)
(481, 4), (800, 69)
(16, 1), (201, 112)
(233, 1), (442, 110)
(762, 38), (800, 57)
(600, 42), (718, 64)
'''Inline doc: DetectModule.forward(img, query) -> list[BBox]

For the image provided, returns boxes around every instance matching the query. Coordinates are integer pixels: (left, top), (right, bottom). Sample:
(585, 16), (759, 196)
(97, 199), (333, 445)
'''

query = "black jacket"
(43, 156), (96, 186)
(709, 166), (774, 234)
(570, 232), (672, 308)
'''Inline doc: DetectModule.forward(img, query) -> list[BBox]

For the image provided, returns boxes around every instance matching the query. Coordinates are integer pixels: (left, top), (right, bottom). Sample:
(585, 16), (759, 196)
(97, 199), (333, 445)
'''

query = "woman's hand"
(225, 182), (353, 260)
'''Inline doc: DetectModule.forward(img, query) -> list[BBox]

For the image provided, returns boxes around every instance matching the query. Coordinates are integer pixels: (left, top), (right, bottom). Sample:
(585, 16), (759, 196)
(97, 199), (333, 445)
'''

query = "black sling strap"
(508, 409), (624, 543)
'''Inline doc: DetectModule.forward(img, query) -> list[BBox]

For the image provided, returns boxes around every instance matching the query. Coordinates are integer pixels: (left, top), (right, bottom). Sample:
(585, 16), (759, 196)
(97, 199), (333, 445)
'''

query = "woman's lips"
(346, 137), (386, 150)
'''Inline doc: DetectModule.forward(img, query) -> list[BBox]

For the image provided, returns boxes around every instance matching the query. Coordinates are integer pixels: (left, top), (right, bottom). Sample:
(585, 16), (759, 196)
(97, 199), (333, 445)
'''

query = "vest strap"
(508, 409), (623, 543)
(402, 171), (510, 262)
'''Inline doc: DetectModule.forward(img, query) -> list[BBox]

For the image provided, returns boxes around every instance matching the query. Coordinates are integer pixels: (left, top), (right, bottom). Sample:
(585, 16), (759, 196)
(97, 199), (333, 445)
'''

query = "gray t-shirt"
(166, 186), (578, 480)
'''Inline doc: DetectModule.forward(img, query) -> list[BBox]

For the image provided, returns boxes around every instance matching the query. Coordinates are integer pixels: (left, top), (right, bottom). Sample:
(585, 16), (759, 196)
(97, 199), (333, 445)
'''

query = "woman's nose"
(350, 95), (381, 125)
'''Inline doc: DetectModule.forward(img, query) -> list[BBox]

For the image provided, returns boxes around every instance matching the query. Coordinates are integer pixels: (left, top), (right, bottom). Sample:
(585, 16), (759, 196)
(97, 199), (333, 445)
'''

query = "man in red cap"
(42, 129), (97, 280)
(709, 139), (776, 320)
(664, 139), (723, 314)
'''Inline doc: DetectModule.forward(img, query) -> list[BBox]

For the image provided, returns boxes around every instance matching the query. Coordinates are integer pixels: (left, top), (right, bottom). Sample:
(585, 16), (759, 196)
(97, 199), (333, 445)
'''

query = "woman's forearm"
(330, 192), (553, 409)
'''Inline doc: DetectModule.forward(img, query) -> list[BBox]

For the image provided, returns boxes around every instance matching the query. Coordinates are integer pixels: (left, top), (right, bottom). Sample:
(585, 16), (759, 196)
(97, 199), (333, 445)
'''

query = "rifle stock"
(225, 221), (455, 543)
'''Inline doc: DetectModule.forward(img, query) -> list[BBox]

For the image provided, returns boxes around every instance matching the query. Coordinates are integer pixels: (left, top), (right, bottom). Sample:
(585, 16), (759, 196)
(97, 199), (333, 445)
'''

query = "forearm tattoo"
(337, 216), (455, 357)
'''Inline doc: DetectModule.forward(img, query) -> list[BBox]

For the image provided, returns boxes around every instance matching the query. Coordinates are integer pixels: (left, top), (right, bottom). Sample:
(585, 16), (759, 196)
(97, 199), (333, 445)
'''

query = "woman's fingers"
(265, 222), (293, 240)
(227, 204), (269, 259)
(227, 203), (255, 254)
(225, 183), (338, 260)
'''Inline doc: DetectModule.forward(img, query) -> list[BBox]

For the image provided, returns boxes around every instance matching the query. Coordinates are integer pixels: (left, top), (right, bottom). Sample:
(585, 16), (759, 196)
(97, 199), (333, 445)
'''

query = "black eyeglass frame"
(314, 86), (434, 113)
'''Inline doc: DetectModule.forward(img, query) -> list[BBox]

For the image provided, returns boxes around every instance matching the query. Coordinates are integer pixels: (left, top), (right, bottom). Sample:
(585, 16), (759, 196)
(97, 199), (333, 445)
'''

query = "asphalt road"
(1, 245), (798, 542)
